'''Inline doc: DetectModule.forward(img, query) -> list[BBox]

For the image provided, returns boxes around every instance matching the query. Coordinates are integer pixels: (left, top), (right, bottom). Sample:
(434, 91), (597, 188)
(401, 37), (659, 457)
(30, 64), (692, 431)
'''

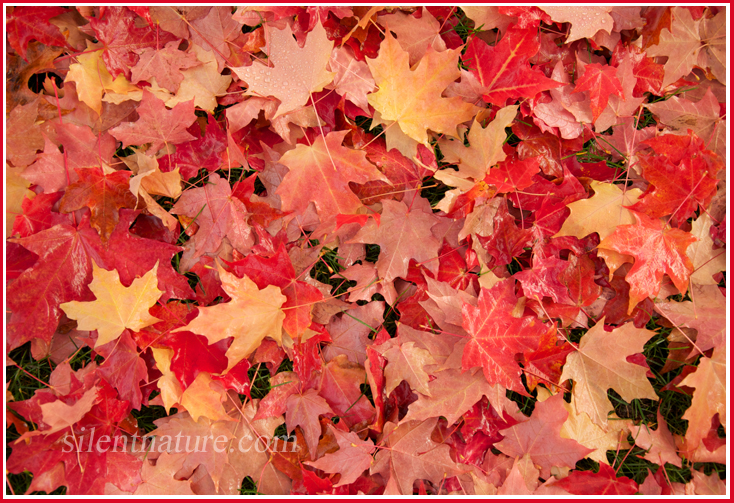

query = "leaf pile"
(5, 5), (727, 496)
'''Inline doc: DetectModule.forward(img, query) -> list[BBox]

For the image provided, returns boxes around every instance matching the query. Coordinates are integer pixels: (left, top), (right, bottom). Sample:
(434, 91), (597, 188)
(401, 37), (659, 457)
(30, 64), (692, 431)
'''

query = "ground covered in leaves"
(5, 5), (728, 496)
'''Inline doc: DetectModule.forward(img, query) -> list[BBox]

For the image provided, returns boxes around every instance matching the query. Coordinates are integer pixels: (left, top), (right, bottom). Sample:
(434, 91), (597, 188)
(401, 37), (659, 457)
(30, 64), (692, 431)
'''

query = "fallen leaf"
(60, 261), (161, 348)
(560, 319), (658, 428)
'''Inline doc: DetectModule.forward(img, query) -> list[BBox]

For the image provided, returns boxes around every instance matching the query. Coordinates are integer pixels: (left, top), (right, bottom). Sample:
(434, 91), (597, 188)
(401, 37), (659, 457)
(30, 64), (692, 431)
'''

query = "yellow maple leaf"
(60, 261), (162, 348)
(65, 47), (139, 114)
(437, 105), (518, 181)
(173, 262), (286, 371)
(366, 30), (479, 145)
(555, 180), (642, 241)
(180, 372), (233, 423)
(163, 44), (232, 114)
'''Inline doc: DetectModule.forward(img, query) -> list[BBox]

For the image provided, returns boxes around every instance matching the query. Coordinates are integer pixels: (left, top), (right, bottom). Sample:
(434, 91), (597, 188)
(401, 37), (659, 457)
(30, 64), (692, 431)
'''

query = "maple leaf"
(328, 46), (375, 112)
(130, 40), (201, 93)
(522, 326), (575, 392)
(366, 29), (478, 145)
(401, 367), (500, 426)
(156, 44), (233, 114)
(60, 261), (161, 347)
(645, 90), (725, 160)
(496, 393), (593, 479)
(11, 191), (68, 238)
(679, 347), (726, 452)
(158, 115), (227, 180)
(376, 9), (447, 66)
(419, 275), (476, 330)
(106, 210), (192, 302)
(370, 418), (465, 495)
(7, 41), (64, 113)
(151, 400), (290, 494)
(275, 130), (387, 217)
(7, 165), (36, 236)
(65, 49), (140, 115)
(150, 347), (183, 413)
(553, 463), (638, 495)
(173, 262), (286, 370)
(3, 6), (730, 497)
(375, 339), (436, 397)
(437, 105), (517, 181)
(285, 389), (334, 459)
(465, 27), (563, 106)
(701, 10), (725, 85)
(232, 21), (334, 118)
(89, 6), (178, 80)
(593, 55), (646, 133)
(57, 122), (119, 173)
(598, 210), (697, 311)
(190, 6), (248, 71)
(477, 198), (533, 267)
(498, 454), (539, 495)
(628, 151), (718, 223)
(171, 173), (253, 265)
(655, 284), (725, 355)
(559, 319), (658, 428)
(350, 198), (441, 283)
(96, 330), (148, 410)
(323, 301), (384, 364)
(39, 386), (99, 435)
(109, 90), (197, 156)
(7, 217), (106, 348)
(179, 372), (232, 422)
(305, 424), (375, 486)
(572, 63), (624, 122)
(6, 6), (67, 60)
(462, 279), (547, 395)
(483, 156), (540, 194)
(229, 244), (323, 339)
(599, 115), (655, 167)
(58, 167), (137, 243)
(646, 7), (703, 89)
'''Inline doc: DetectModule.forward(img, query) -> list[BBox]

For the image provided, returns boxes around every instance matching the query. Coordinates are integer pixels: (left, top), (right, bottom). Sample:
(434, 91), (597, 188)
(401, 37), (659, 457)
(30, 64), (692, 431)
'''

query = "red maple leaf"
(7, 216), (106, 348)
(599, 210), (697, 311)
(461, 279), (547, 394)
(6, 6), (67, 60)
(465, 27), (563, 106)
(110, 91), (198, 156)
(572, 62), (625, 122)
(89, 6), (178, 79)
(58, 167), (137, 243)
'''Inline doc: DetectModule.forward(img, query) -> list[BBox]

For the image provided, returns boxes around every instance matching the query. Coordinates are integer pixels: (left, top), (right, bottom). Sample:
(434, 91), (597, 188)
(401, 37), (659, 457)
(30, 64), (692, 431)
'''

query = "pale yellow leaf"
(556, 181), (642, 241)
(60, 261), (162, 347)
(173, 263), (286, 370)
